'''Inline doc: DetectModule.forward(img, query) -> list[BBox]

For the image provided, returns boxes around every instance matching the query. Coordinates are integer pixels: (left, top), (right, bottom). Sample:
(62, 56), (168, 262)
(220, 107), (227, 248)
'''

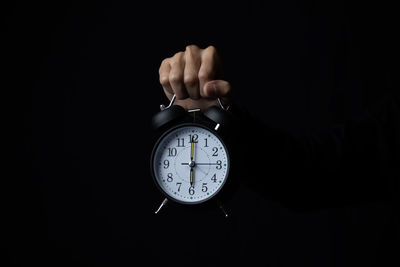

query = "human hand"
(158, 45), (233, 110)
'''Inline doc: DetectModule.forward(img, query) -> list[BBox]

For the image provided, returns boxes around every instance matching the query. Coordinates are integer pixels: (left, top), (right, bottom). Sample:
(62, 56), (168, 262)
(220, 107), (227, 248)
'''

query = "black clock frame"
(150, 122), (231, 206)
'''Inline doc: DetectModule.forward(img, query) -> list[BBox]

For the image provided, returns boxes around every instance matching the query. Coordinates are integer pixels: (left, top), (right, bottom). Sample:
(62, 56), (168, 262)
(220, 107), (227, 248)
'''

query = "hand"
(158, 45), (233, 110)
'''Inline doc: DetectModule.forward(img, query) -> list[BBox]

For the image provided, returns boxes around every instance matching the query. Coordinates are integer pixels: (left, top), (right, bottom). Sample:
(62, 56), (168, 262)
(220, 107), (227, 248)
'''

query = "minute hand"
(190, 140), (194, 161)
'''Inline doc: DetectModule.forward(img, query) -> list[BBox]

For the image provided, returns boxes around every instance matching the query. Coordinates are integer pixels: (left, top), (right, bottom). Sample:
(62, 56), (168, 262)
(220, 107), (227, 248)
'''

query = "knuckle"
(169, 74), (182, 84)
(159, 75), (169, 86)
(198, 70), (211, 81)
(205, 45), (217, 54)
(159, 59), (170, 73)
(186, 44), (200, 52)
(160, 58), (170, 66)
(169, 60), (180, 69)
(185, 45), (193, 51)
(169, 52), (183, 65)
(184, 74), (197, 86)
(173, 51), (184, 59)
(168, 58), (177, 65)
(170, 59), (183, 68)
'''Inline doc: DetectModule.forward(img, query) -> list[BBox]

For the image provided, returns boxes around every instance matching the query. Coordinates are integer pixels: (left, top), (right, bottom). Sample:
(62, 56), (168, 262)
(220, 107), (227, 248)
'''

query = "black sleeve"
(229, 91), (400, 208)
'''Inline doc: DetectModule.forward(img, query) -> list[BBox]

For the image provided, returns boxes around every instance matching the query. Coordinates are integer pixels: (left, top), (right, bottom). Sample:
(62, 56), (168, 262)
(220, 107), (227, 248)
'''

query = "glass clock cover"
(152, 125), (229, 204)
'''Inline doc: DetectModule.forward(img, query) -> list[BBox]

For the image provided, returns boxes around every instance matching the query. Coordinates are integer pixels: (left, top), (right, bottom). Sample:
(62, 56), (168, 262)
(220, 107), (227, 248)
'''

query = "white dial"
(152, 124), (229, 204)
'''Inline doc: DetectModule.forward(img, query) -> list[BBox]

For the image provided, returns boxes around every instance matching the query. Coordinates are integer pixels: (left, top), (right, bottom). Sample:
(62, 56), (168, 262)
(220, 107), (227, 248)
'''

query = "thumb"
(204, 80), (233, 100)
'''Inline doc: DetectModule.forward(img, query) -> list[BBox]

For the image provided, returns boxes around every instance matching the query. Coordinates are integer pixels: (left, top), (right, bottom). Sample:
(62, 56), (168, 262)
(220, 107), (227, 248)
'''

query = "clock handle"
(161, 94), (229, 111)
(154, 198), (168, 214)
(217, 97), (229, 111)
(160, 94), (177, 111)
(217, 200), (229, 218)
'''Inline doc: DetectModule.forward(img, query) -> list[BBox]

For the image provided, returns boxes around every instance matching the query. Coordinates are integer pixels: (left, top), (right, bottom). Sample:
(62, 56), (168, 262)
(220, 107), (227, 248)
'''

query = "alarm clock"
(150, 95), (235, 217)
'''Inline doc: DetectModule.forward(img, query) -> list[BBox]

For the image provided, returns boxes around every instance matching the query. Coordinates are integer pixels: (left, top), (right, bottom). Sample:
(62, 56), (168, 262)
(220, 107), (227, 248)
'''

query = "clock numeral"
(168, 148), (177, 157)
(176, 182), (182, 192)
(202, 183), (208, 192)
(163, 159), (169, 169)
(189, 134), (198, 143)
(189, 186), (195, 195)
(204, 138), (208, 147)
(212, 147), (218, 156)
(167, 173), (173, 182)
(211, 174), (217, 183)
(177, 138), (185, 147)
(216, 160), (222, 170)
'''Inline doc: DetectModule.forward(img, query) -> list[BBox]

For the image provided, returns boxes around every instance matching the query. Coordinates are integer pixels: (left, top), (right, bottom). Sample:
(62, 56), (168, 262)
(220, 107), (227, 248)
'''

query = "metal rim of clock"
(161, 94), (230, 111)
(150, 122), (231, 205)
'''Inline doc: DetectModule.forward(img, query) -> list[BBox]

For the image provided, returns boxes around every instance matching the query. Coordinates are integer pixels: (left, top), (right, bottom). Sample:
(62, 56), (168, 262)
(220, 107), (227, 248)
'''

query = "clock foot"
(218, 201), (229, 218)
(154, 198), (168, 214)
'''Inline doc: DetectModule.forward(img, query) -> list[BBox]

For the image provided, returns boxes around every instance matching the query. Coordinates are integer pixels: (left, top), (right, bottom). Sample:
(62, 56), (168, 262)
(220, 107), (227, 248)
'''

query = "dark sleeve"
(230, 91), (400, 208)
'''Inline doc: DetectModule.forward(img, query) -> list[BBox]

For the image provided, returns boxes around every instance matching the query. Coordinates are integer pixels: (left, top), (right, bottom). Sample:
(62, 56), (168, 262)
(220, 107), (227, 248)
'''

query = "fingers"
(204, 80), (233, 104)
(158, 45), (221, 101)
(159, 59), (173, 99)
(184, 45), (201, 99)
(169, 52), (188, 99)
(199, 46), (218, 98)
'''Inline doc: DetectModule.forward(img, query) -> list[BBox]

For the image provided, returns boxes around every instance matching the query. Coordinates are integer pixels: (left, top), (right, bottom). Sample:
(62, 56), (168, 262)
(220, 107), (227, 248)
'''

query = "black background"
(4, 1), (399, 266)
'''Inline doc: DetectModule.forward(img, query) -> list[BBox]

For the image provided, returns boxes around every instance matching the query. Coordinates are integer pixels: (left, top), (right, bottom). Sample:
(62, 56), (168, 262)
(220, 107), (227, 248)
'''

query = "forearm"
(230, 91), (399, 204)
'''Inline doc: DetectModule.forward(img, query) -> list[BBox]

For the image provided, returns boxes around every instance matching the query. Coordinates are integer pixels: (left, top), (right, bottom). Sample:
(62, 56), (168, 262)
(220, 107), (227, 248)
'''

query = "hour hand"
(190, 167), (194, 186)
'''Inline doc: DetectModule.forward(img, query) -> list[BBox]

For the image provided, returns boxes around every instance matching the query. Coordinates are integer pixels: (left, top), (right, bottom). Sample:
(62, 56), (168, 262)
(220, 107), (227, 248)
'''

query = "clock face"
(151, 124), (230, 204)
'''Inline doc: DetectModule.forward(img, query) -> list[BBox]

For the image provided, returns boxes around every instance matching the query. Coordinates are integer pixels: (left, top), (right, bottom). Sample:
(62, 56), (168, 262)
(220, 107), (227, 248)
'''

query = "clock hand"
(190, 137), (194, 161)
(190, 166), (194, 186)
